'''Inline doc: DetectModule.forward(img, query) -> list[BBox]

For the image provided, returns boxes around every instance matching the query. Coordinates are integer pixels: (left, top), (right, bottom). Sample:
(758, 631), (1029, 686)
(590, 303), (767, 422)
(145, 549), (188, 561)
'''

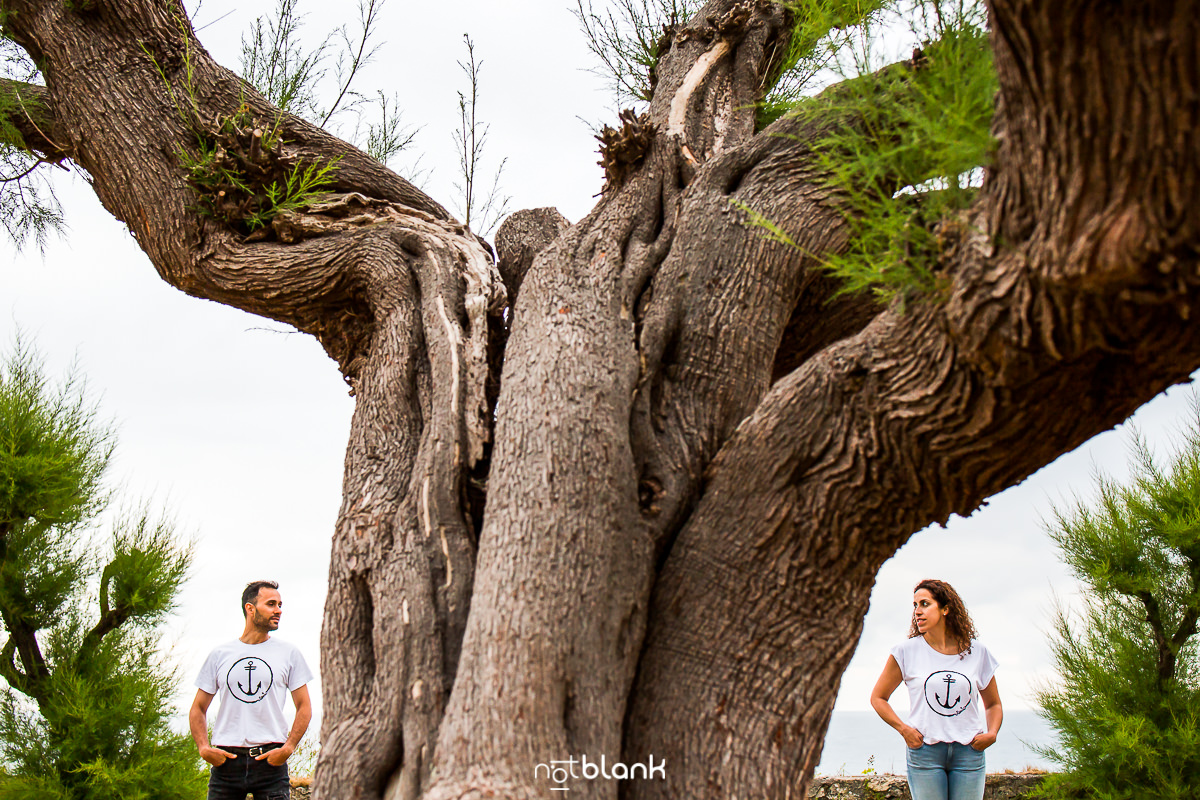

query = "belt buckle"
(248, 745), (268, 757)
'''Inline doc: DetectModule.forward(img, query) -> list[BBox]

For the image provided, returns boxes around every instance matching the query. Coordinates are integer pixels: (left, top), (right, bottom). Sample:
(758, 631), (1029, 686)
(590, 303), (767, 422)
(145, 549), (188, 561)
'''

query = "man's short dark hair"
(242, 580), (279, 617)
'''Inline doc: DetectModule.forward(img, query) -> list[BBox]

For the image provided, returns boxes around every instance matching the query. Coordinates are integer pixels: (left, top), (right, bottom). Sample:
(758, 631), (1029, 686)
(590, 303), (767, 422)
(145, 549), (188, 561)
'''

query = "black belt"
(220, 743), (283, 758)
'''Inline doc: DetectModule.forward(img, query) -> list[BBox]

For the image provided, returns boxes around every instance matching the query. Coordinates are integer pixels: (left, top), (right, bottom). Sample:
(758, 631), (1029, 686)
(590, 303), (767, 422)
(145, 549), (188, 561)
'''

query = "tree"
(0, 0), (1198, 798)
(0, 341), (203, 798)
(1036, 413), (1200, 799)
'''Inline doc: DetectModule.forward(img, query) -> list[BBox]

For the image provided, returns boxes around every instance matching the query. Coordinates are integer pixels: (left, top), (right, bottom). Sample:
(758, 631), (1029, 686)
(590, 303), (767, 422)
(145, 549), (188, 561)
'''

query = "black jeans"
(207, 747), (290, 800)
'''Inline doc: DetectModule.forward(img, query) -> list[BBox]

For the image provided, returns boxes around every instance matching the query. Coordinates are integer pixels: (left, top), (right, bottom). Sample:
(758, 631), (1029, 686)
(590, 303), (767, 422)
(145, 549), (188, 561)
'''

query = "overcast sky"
(2, 0), (1194, 747)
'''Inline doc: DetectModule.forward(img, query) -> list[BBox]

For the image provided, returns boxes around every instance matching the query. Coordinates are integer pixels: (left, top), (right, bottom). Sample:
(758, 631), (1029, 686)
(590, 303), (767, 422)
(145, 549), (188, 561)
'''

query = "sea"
(815, 710), (1059, 776)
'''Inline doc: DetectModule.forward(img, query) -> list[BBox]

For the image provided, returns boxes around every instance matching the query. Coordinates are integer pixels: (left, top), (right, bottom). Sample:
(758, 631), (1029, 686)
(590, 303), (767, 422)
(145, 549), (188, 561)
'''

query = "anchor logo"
(238, 660), (262, 696)
(923, 670), (972, 717)
(935, 673), (959, 710)
(227, 656), (274, 704)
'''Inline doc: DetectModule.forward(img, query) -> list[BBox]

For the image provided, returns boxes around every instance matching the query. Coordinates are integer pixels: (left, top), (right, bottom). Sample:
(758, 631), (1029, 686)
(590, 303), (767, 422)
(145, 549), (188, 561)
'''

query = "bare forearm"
(871, 695), (906, 732)
(189, 706), (210, 752)
(285, 705), (311, 750)
(985, 701), (1003, 736)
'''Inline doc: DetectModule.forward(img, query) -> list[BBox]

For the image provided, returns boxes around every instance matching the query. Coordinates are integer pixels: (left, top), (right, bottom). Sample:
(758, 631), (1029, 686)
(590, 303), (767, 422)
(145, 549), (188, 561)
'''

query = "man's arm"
(190, 688), (237, 766)
(262, 684), (312, 766)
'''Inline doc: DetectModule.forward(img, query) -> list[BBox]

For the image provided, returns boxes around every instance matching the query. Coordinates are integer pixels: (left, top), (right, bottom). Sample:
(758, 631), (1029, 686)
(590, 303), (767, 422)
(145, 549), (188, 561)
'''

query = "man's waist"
(217, 743), (284, 758)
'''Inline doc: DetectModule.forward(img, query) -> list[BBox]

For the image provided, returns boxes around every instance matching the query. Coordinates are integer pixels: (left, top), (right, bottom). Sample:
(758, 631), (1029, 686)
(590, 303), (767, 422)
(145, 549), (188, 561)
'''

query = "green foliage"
(806, 1), (994, 301)
(239, 0), (418, 170)
(573, 0), (701, 107)
(1034, 407), (1200, 799)
(240, 0), (328, 120)
(0, 339), (205, 800)
(757, 0), (893, 128)
(0, 38), (65, 252)
(746, 0), (996, 303)
(573, 0), (892, 119)
(0, 343), (107, 632)
(176, 104), (341, 234)
(579, 0), (997, 303)
(141, 15), (342, 234)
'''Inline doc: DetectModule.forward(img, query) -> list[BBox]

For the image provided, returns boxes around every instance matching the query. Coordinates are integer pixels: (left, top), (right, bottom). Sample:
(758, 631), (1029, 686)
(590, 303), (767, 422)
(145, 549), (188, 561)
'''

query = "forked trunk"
(1, 0), (1198, 798)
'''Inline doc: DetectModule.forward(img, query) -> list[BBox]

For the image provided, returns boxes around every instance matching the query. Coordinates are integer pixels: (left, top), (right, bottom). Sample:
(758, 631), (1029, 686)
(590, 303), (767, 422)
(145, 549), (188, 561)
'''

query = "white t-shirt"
(889, 636), (998, 745)
(195, 637), (314, 747)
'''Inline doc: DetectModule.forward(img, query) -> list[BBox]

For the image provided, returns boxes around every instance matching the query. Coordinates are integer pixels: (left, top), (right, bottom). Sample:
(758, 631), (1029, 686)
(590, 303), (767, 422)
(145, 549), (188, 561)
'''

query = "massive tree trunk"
(2, 0), (1197, 798)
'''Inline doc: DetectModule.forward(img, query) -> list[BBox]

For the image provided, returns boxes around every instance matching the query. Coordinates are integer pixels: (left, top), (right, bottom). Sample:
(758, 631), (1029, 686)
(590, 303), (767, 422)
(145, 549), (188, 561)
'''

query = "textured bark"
(3, 0), (1199, 799)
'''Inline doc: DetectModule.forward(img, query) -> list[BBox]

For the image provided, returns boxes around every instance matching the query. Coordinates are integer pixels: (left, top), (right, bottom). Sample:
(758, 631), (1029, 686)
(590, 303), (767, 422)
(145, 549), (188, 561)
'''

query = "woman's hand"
(970, 731), (997, 751)
(901, 724), (925, 749)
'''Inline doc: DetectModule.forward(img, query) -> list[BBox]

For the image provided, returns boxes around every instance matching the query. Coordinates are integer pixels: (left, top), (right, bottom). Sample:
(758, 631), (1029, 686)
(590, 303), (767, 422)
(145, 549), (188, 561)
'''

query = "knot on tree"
(179, 105), (339, 238)
(708, 1), (755, 37)
(597, 110), (656, 190)
(299, 288), (375, 388)
(675, 0), (766, 45)
(495, 207), (570, 302)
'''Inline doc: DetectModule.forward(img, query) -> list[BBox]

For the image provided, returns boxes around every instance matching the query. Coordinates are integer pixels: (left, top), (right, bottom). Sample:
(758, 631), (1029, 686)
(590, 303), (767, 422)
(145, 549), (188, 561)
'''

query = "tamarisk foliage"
(0, 341), (203, 799)
(1037, 408), (1200, 799)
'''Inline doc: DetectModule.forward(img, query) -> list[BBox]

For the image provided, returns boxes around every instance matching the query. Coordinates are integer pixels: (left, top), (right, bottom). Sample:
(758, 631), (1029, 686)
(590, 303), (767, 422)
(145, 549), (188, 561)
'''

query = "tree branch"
(73, 561), (132, 666)
(0, 637), (32, 698)
(624, 1), (1200, 795)
(0, 606), (50, 699)
(1135, 590), (1177, 686)
(0, 78), (71, 161)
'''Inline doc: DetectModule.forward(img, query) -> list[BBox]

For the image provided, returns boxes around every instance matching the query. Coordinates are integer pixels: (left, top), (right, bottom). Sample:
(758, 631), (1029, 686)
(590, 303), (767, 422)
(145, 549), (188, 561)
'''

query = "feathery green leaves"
(0, 338), (204, 799)
(1035, 402), (1200, 799)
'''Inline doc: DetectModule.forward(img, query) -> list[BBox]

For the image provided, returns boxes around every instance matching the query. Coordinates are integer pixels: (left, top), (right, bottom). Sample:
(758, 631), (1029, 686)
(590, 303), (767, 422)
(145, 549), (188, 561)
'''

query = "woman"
(870, 579), (1003, 800)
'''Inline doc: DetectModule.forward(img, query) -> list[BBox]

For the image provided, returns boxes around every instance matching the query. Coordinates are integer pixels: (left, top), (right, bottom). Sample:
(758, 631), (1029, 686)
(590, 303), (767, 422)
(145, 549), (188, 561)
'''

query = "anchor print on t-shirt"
(227, 656), (274, 703)
(923, 670), (973, 717)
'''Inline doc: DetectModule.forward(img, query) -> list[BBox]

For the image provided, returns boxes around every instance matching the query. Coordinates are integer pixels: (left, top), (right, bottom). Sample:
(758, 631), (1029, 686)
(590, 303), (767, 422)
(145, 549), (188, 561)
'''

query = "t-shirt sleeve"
(888, 640), (908, 678)
(288, 647), (315, 690)
(978, 644), (999, 689)
(195, 650), (219, 694)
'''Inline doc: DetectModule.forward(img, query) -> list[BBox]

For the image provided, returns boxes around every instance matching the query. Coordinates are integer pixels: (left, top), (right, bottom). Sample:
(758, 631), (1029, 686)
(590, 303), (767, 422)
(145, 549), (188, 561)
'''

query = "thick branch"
(1, 7), (499, 800)
(625, 2), (1200, 795)
(0, 78), (70, 161)
(0, 638), (32, 698)
(75, 562), (131, 665)
(0, 606), (49, 698)
(1135, 590), (1177, 686)
(494, 207), (570, 305)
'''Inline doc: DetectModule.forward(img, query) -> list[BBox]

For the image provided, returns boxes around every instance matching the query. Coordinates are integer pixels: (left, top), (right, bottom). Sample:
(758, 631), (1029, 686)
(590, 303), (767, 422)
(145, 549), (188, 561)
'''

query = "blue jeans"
(905, 742), (986, 800)
(206, 748), (291, 800)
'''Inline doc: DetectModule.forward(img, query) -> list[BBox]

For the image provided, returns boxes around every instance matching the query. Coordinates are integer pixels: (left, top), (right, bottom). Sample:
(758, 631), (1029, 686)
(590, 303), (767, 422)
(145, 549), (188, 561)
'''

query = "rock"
(808, 773), (1047, 799)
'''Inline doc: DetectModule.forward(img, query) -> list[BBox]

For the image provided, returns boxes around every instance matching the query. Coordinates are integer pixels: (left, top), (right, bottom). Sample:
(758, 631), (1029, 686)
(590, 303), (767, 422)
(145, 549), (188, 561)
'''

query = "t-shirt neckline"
(919, 634), (961, 657)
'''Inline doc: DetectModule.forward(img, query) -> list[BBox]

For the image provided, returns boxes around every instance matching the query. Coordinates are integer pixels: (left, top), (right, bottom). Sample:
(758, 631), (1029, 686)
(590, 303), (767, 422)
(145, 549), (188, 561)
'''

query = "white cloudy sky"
(1, 0), (1193, 745)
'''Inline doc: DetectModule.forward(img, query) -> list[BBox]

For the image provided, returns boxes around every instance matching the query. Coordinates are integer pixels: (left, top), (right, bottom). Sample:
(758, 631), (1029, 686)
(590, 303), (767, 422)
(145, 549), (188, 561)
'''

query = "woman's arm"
(970, 677), (1003, 750)
(870, 655), (924, 748)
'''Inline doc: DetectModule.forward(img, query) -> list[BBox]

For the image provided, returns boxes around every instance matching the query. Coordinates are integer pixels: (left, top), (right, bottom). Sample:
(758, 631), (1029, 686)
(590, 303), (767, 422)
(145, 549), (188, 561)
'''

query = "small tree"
(1037, 408), (1200, 799)
(0, 340), (205, 799)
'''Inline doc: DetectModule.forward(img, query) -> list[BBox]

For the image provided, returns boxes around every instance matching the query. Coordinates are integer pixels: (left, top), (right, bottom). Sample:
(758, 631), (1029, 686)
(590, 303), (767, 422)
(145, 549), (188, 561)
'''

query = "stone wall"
(289, 772), (1046, 798)
(810, 773), (1045, 799)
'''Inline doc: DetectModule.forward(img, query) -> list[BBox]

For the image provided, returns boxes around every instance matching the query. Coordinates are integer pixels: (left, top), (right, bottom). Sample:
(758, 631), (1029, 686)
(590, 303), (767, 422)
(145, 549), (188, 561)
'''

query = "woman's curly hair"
(908, 578), (978, 656)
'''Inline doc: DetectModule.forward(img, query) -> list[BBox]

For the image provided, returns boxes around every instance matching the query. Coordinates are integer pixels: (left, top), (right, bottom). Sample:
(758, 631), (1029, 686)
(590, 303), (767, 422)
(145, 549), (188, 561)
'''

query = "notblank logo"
(534, 754), (666, 792)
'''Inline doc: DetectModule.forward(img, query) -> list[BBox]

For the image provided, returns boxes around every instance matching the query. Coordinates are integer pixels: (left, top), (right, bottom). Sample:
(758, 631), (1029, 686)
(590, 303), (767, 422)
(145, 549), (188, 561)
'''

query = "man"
(190, 580), (314, 800)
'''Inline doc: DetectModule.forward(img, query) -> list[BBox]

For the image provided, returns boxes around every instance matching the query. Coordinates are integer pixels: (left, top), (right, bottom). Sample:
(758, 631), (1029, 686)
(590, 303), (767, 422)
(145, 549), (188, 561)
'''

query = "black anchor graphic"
(238, 660), (262, 696)
(935, 673), (960, 710)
